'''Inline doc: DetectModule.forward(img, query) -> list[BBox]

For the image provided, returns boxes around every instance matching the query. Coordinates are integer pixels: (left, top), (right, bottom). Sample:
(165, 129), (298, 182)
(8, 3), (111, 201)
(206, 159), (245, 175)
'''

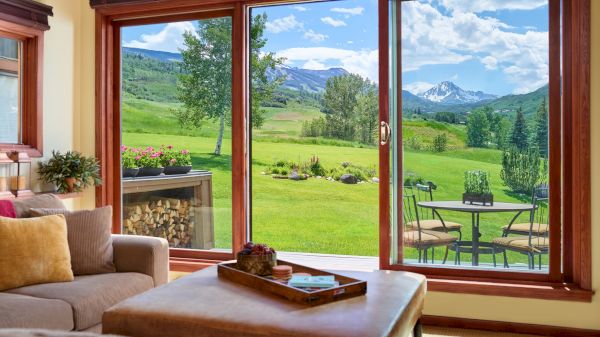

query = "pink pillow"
(0, 200), (16, 218)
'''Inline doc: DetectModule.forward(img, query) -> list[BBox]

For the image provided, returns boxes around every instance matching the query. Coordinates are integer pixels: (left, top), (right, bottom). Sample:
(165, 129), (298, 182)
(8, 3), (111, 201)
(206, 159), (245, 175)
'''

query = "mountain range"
(122, 47), (548, 116)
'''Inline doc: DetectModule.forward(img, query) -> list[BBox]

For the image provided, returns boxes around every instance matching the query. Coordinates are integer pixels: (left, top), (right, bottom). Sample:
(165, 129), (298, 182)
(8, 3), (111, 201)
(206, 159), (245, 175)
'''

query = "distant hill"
(418, 81), (497, 104)
(123, 47), (182, 62)
(266, 66), (349, 93)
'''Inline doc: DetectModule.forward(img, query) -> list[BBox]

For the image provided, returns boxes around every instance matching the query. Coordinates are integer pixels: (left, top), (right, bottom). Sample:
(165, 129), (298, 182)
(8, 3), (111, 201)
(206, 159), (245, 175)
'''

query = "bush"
(431, 133), (448, 152)
(464, 170), (491, 194)
(405, 136), (423, 151)
(500, 146), (543, 194)
(308, 155), (326, 176)
(403, 172), (425, 187)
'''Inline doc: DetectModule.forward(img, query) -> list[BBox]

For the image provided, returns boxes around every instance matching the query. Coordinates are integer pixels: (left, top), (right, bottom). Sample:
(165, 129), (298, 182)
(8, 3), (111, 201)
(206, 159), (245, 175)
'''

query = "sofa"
(0, 195), (169, 333)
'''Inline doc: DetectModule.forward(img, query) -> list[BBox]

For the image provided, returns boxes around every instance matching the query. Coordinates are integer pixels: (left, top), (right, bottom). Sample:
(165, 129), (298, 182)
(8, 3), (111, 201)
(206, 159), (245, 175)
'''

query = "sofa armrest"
(111, 235), (169, 287)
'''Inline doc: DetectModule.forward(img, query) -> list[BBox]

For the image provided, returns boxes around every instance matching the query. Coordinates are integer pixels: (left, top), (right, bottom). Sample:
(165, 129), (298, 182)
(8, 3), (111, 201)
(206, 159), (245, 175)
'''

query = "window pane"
(400, 0), (551, 272)
(0, 37), (21, 144)
(120, 18), (233, 252)
(250, 1), (380, 259)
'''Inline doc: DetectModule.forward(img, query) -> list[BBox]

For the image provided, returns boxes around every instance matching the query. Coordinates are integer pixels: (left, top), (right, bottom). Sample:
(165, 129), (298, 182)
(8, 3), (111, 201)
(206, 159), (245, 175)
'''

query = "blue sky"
(122, 0), (549, 96)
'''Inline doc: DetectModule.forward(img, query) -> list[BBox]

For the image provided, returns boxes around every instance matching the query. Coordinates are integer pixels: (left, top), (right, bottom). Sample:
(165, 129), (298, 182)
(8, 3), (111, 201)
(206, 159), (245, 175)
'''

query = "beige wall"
(40, 0), (599, 330)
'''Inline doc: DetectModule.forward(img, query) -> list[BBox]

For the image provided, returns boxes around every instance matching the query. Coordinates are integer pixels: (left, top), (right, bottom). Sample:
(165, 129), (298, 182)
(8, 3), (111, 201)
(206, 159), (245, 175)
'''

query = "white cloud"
(481, 56), (498, 70)
(303, 60), (328, 70)
(277, 47), (378, 82)
(123, 22), (197, 53)
(403, 82), (434, 95)
(439, 0), (548, 13)
(293, 6), (308, 12)
(303, 29), (328, 42)
(321, 17), (347, 27)
(331, 7), (364, 16)
(402, 2), (549, 93)
(347, 41), (354, 44)
(265, 15), (303, 33)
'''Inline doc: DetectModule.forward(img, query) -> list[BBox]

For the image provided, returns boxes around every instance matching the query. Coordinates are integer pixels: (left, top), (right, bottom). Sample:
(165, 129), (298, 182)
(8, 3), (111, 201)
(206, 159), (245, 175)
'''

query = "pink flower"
(135, 156), (141, 161)
(170, 158), (177, 164)
(121, 145), (128, 152)
(132, 148), (139, 153)
(167, 145), (173, 150)
(182, 149), (189, 155)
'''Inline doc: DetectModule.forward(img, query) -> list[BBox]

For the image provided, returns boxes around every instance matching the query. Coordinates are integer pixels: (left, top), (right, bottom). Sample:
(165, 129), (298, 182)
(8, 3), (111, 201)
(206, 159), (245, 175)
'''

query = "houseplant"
(463, 170), (493, 206)
(161, 145), (193, 175)
(121, 146), (139, 178)
(37, 151), (102, 193)
(136, 147), (164, 176)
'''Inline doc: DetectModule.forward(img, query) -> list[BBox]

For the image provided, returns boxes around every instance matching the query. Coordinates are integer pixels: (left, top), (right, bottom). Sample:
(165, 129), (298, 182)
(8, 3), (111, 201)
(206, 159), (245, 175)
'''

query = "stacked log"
(123, 198), (195, 248)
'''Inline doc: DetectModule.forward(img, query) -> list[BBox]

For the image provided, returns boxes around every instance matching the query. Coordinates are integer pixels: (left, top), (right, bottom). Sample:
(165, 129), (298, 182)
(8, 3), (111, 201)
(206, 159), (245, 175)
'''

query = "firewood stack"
(123, 198), (195, 248)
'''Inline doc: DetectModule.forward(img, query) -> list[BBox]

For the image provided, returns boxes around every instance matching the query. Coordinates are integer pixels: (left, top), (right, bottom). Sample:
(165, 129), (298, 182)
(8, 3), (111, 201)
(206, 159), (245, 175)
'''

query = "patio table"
(417, 201), (535, 266)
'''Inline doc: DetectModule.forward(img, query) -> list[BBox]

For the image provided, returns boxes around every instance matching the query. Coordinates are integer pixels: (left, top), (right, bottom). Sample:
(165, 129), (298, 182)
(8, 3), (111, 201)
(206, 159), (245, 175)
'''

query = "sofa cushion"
(0, 200), (16, 218)
(0, 215), (74, 291)
(0, 293), (74, 330)
(30, 207), (116, 275)
(7, 272), (154, 331)
(12, 194), (66, 218)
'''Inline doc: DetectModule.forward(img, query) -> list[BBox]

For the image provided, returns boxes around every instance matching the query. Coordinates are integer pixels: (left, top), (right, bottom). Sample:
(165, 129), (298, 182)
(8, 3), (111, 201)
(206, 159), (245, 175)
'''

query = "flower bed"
(121, 145), (192, 177)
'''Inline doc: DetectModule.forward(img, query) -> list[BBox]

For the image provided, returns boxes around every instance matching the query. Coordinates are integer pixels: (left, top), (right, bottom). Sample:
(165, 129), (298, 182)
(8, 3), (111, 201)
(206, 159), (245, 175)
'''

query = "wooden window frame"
(380, 0), (592, 302)
(93, 0), (591, 301)
(0, 0), (52, 157)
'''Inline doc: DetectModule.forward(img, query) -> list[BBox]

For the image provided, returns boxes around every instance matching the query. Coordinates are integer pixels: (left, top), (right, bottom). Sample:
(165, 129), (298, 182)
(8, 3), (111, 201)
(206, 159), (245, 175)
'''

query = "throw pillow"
(12, 194), (66, 218)
(29, 207), (116, 275)
(0, 200), (15, 218)
(0, 214), (74, 291)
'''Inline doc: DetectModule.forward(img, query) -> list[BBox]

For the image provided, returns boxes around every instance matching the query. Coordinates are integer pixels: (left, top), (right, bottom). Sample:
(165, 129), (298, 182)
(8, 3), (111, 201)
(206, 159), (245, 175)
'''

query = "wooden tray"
(217, 260), (367, 306)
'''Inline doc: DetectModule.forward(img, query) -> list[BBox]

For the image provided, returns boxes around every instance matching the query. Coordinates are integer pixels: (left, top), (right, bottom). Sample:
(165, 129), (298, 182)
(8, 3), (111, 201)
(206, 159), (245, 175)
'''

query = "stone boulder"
(340, 174), (358, 184)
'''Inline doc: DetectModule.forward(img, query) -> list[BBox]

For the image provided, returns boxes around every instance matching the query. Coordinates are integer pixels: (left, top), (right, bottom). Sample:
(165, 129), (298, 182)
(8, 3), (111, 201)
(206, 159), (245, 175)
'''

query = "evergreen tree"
(466, 108), (490, 148)
(509, 106), (529, 150)
(533, 97), (549, 157)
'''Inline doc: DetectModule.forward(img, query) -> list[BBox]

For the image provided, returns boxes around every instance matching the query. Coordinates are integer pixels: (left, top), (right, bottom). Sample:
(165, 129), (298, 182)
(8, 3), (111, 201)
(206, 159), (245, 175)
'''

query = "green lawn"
(121, 99), (545, 266)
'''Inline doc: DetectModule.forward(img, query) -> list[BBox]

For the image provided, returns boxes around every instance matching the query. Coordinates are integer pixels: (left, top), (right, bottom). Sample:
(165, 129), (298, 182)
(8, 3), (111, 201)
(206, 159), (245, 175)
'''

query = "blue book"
(288, 275), (336, 288)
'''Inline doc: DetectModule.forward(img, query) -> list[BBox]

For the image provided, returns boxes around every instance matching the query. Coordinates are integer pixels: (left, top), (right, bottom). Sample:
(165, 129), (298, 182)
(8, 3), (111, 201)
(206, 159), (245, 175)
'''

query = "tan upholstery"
(103, 267), (426, 337)
(112, 234), (169, 287)
(493, 236), (549, 253)
(404, 229), (457, 247)
(0, 293), (74, 330)
(30, 207), (116, 276)
(7, 273), (153, 331)
(0, 215), (74, 291)
(0, 329), (121, 337)
(406, 219), (462, 231)
(12, 194), (66, 218)
(503, 223), (549, 234)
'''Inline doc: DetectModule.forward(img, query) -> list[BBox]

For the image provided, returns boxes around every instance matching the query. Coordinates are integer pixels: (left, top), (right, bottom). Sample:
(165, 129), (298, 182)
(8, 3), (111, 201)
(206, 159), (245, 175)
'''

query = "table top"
(418, 201), (535, 213)
(103, 266), (426, 337)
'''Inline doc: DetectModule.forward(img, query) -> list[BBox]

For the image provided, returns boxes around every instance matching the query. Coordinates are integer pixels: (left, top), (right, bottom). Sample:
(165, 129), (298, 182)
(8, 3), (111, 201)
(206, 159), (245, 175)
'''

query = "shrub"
(405, 136), (423, 151)
(403, 172), (425, 187)
(464, 170), (491, 194)
(431, 133), (448, 152)
(308, 155), (327, 176)
(159, 145), (192, 167)
(500, 146), (543, 194)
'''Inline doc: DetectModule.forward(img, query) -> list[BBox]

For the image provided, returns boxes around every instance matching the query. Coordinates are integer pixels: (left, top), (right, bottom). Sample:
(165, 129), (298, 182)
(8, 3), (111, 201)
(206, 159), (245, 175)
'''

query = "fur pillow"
(0, 215), (74, 291)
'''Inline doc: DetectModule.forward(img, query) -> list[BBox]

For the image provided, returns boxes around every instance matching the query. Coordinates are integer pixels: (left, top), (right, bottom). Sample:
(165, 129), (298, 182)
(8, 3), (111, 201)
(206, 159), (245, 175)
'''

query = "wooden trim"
(0, 0), (53, 31)
(0, 58), (18, 73)
(422, 316), (600, 337)
(378, 0), (390, 270)
(115, 9), (232, 27)
(0, 21), (44, 158)
(387, 0), (592, 294)
(169, 257), (219, 272)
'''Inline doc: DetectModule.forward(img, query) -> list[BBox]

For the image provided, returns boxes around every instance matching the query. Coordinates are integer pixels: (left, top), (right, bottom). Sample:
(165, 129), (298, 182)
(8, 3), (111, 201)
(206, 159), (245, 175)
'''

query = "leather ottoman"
(103, 266), (426, 337)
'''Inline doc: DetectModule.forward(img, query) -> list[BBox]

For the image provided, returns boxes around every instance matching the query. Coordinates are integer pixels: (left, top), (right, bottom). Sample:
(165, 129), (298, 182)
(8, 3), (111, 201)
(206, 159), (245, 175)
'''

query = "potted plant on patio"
(463, 170), (493, 206)
(137, 147), (164, 177)
(161, 145), (193, 175)
(121, 146), (139, 178)
(37, 151), (102, 193)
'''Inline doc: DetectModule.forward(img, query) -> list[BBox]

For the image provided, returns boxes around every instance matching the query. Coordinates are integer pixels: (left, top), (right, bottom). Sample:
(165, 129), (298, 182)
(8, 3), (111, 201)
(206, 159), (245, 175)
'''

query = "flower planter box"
(462, 192), (494, 206)
(164, 165), (193, 175)
(122, 167), (139, 178)
(137, 167), (164, 177)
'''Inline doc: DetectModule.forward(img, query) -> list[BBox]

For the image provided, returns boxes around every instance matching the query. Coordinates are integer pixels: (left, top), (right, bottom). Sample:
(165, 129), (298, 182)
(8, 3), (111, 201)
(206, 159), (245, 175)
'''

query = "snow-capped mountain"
(418, 81), (497, 104)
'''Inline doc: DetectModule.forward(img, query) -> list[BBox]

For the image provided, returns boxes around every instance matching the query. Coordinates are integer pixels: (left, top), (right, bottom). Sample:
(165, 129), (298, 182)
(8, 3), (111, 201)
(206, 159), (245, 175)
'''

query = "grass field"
(122, 99), (545, 266)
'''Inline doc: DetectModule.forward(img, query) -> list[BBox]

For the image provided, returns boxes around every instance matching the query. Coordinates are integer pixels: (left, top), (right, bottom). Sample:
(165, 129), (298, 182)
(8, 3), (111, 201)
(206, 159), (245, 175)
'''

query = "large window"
(94, 0), (590, 299)
(0, 37), (21, 144)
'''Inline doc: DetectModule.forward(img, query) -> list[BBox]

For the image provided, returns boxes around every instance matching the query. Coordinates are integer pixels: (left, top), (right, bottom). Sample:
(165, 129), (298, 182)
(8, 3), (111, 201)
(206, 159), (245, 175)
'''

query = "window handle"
(380, 121), (391, 145)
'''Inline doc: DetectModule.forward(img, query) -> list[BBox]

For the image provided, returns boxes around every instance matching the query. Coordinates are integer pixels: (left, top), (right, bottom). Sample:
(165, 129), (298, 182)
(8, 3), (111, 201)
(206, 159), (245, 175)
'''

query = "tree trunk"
(214, 113), (225, 155)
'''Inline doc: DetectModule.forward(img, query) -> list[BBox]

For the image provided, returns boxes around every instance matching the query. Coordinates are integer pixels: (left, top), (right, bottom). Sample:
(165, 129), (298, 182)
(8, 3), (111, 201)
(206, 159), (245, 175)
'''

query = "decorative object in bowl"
(236, 242), (277, 276)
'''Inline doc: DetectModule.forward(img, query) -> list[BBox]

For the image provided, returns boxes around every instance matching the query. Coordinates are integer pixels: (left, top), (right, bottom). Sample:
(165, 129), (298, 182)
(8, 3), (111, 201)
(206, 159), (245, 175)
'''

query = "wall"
(40, 0), (599, 330)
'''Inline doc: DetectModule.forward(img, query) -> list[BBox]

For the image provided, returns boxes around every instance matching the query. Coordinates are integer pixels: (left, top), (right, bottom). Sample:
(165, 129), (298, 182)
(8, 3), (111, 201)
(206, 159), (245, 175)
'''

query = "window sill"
(427, 277), (594, 302)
